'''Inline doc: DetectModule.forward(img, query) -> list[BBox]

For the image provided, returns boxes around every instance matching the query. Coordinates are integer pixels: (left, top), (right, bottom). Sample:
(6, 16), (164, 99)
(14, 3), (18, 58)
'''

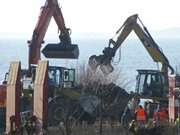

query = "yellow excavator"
(88, 14), (180, 126)
(89, 14), (174, 99)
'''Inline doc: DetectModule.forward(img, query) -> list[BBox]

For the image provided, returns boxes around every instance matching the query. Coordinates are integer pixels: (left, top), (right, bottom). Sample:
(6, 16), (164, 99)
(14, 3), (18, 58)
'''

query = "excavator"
(0, 0), (79, 99)
(21, 0), (80, 101)
(89, 14), (173, 98)
(0, 0), (79, 132)
(88, 14), (180, 123)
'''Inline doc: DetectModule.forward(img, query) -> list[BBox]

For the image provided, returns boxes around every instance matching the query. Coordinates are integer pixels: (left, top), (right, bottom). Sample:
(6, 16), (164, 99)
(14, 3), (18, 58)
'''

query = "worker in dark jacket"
(121, 105), (132, 127)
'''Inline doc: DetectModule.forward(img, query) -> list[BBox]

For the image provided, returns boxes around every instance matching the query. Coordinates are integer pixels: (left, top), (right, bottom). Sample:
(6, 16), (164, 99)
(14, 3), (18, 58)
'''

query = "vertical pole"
(6, 61), (21, 134)
(33, 60), (48, 134)
(178, 99), (180, 135)
(168, 75), (176, 122)
(99, 89), (103, 135)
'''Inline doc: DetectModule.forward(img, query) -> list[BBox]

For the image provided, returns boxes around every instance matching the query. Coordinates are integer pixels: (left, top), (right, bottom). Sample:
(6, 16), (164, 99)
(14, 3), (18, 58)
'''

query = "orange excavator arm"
(28, 0), (78, 69)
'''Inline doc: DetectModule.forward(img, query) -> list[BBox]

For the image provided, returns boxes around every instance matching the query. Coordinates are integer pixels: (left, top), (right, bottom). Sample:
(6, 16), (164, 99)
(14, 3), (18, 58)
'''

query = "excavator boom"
(28, 0), (79, 69)
(88, 14), (176, 98)
(89, 14), (174, 75)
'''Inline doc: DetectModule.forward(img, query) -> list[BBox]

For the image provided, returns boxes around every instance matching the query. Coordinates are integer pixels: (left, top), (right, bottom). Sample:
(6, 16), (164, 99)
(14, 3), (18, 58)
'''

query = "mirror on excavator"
(135, 69), (168, 98)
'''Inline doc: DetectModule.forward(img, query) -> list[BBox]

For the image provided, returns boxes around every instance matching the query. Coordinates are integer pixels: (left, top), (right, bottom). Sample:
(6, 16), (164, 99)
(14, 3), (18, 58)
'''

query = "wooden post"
(169, 75), (176, 122)
(6, 61), (21, 133)
(33, 60), (48, 134)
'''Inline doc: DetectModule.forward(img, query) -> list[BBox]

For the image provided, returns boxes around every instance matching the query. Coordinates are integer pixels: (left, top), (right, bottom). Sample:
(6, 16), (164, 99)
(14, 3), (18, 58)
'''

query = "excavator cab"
(135, 70), (168, 98)
(47, 66), (75, 98)
(22, 66), (75, 99)
(47, 66), (75, 88)
(29, 66), (75, 88)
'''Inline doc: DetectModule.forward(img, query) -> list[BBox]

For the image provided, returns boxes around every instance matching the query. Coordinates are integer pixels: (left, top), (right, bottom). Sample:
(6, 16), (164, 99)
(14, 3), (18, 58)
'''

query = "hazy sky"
(0, 0), (180, 36)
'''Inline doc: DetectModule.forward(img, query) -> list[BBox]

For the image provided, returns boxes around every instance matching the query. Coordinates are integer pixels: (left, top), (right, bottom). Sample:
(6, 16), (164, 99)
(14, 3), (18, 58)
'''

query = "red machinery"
(0, 0), (79, 104)
(28, 0), (79, 69)
(0, 0), (79, 133)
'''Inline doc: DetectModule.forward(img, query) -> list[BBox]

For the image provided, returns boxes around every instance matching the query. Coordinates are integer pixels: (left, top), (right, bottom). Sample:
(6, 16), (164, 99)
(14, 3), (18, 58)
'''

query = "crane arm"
(89, 14), (174, 74)
(52, 0), (72, 45)
(28, 0), (74, 69)
(28, 1), (54, 67)
(52, 0), (66, 32)
(132, 21), (174, 73)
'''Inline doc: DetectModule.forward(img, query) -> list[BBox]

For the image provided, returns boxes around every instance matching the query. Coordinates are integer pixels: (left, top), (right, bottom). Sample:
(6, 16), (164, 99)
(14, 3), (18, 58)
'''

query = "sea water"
(0, 37), (180, 91)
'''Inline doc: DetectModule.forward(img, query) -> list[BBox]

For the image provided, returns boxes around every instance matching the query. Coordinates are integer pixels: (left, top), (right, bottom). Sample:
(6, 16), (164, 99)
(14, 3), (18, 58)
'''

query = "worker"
(159, 107), (168, 122)
(153, 104), (160, 121)
(121, 105), (132, 127)
(153, 107), (168, 122)
(135, 105), (146, 126)
(153, 111), (159, 121)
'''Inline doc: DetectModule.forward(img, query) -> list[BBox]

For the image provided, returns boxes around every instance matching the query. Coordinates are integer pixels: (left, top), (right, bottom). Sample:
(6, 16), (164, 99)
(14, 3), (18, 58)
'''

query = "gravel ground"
(47, 122), (129, 135)
(47, 122), (178, 135)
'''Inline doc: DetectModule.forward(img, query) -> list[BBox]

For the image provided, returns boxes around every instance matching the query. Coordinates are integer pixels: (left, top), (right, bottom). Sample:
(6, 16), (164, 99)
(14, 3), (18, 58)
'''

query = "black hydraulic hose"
(169, 65), (175, 74)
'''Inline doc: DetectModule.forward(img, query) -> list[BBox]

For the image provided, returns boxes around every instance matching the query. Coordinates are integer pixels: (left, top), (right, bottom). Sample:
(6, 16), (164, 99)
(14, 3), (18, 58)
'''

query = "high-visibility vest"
(136, 108), (146, 121)
(159, 110), (168, 121)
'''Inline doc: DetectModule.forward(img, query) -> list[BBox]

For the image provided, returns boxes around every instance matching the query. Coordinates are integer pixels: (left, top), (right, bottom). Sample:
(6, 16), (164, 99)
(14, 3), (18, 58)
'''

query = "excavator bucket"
(88, 55), (114, 75)
(88, 55), (101, 71)
(42, 43), (79, 59)
(100, 64), (114, 75)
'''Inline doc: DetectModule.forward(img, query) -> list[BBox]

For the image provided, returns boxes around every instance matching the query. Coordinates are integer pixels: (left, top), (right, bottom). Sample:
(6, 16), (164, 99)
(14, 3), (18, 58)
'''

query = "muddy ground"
(47, 121), (177, 135)
(48, 123), (128, 135)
